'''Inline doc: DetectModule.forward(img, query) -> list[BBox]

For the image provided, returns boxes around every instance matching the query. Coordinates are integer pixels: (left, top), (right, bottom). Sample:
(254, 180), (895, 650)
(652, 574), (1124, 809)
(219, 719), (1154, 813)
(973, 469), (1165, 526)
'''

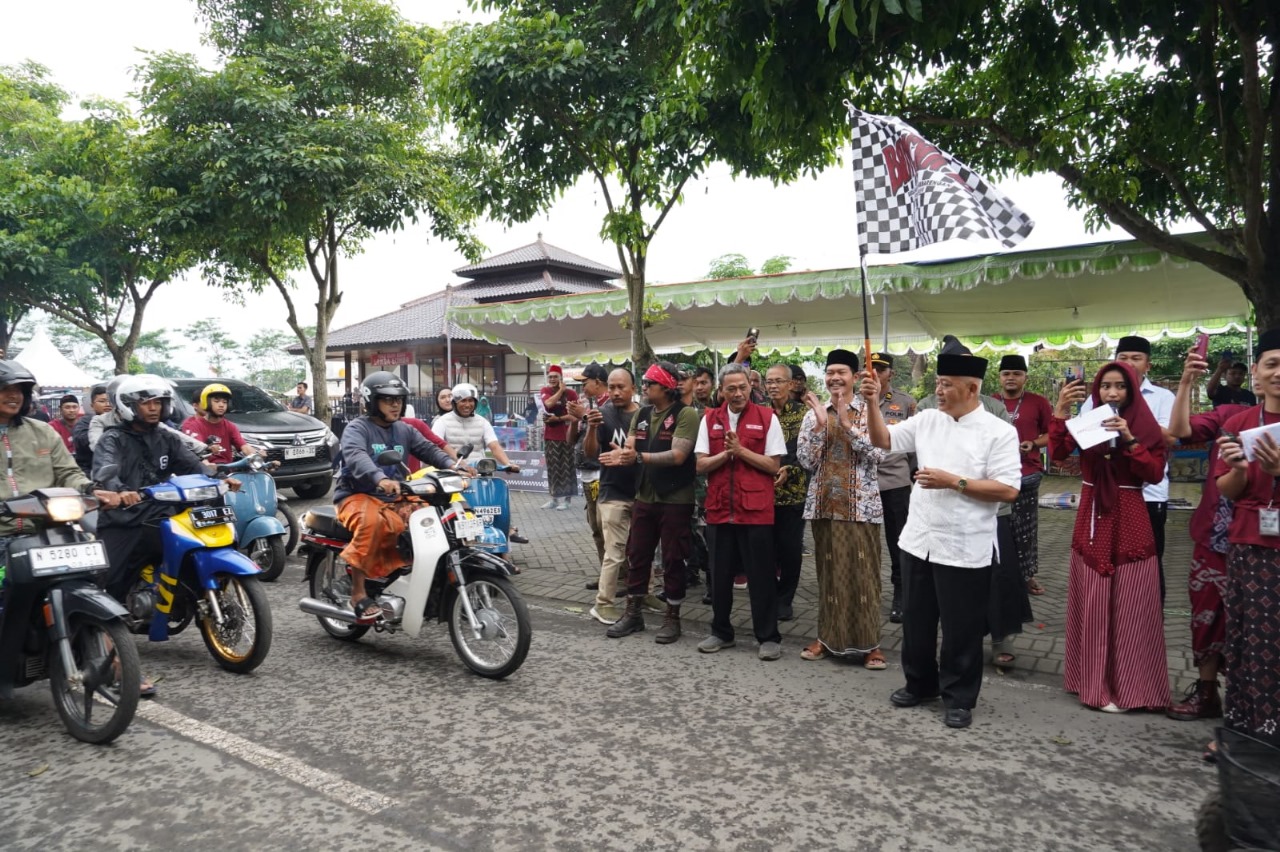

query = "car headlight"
(44, 495), (85, 522)
(325, 429), (338, 449)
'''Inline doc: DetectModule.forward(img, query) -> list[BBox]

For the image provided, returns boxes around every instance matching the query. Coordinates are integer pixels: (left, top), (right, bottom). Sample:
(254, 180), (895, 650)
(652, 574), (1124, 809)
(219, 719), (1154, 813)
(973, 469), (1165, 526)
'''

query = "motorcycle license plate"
(191, 505), (237, 528)
(454, 517), (485, 540)
(29, 541), (108, 574)
(284, 445), (316, 459)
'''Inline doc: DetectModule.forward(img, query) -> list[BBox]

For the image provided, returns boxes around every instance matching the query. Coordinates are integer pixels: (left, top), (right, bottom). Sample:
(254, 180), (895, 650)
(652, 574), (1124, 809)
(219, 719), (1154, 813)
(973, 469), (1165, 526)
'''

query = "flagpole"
(845, 100), (874, 373)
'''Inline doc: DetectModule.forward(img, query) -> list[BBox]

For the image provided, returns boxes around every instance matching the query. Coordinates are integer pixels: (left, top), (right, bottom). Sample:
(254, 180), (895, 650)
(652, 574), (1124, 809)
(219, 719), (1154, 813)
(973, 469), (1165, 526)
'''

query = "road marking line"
(136, 702), (397, 815)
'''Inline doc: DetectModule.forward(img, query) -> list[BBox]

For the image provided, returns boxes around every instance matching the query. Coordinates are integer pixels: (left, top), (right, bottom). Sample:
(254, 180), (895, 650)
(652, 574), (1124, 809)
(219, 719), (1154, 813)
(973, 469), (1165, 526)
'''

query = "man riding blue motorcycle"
(334, 371), (473, 623)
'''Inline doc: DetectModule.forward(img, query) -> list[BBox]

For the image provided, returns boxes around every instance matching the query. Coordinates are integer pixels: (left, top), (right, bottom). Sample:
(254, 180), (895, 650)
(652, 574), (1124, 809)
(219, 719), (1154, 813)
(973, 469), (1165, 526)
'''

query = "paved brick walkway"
(504, 475), (1202, 692)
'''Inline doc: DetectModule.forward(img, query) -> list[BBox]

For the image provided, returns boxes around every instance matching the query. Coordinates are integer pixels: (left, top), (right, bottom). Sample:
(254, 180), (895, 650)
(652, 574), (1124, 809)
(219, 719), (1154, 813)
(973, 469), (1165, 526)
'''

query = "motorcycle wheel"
(197, 574), (273, 673)
(247, 535), (288, 582)
(310, 551), (369, 641)
(48, 617), (140, 745)
(448, 575), (531, 679)
(275, 502), (300, 555)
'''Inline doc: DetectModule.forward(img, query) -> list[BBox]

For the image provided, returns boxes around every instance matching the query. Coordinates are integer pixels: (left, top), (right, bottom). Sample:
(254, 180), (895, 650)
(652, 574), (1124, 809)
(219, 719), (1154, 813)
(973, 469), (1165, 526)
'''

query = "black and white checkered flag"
(847, 105), (1035, 256)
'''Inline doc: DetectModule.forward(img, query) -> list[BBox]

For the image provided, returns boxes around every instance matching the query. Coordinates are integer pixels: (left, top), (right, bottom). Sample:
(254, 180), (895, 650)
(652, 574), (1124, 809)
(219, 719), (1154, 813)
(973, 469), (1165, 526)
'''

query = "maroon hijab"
(1083, 360), (1164, 514)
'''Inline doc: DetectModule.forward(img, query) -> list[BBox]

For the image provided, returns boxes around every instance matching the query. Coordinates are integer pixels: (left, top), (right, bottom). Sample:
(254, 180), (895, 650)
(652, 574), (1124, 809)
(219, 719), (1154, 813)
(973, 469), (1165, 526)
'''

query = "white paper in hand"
(1066, 403), (1119, 451)
(1238, 422), (1280, 461)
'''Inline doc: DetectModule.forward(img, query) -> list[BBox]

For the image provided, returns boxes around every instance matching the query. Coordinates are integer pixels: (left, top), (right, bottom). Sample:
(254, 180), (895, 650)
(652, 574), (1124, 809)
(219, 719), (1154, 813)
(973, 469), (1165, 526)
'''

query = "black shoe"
(585, 581), (599, 591)
(509, 531), (529, 544)
(890, 688), (940, 708)
(615, 588), (627, 598)
(777, 604), (794, 622)
(889, 587), (903, 624)
(944, 708), (973, 729)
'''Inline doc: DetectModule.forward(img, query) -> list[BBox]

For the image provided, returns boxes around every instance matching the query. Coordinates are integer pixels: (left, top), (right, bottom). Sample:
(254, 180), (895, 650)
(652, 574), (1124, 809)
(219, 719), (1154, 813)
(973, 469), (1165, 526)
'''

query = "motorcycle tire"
(310, 551), (369, 641)
(48, 616), (140, 745)
(247, 535), (288, 583)
(275, 502), (300, 555)
(197, 574), (273, 673)
(1195, 793), (1233, 852)
(448, 575), (531, 680)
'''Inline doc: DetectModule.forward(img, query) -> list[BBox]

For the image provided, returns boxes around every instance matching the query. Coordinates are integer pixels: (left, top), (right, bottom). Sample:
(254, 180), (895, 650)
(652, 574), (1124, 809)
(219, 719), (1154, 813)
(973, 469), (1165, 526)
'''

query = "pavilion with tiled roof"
(294, 235), (619, 414)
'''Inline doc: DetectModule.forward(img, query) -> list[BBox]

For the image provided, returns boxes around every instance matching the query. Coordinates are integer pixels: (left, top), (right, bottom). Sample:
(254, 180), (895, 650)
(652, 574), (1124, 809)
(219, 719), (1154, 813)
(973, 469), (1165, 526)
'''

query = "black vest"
(635, 401), (696, 498)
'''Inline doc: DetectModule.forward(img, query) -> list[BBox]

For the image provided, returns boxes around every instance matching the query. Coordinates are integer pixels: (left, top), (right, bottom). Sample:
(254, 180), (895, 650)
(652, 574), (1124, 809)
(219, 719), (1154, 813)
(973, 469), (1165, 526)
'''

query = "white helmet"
(114, 374), (173, 422)
(451, 383), (479, 401)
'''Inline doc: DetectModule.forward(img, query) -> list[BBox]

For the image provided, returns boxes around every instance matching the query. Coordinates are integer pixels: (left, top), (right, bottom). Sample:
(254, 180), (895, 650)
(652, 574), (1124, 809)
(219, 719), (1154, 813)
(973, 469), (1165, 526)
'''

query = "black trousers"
(901, 551), (991, 710)
(99, 524), (165, 603)
(1146, 500), (1167, 603)
(708, 524), (779, 644)
(772, 504), (805, 608)
(880, 486), (911, 588)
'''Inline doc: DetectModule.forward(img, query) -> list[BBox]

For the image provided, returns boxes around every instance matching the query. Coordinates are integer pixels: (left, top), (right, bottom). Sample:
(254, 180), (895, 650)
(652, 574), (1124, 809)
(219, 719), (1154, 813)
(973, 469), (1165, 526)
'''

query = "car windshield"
(175, 382), (284, 414)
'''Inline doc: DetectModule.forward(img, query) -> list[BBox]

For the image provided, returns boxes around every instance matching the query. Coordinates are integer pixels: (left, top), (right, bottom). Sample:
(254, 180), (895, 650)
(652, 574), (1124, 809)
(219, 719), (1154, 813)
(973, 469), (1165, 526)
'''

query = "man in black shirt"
(1206, 358), (1257, 408)
(582, 369), (639, 624)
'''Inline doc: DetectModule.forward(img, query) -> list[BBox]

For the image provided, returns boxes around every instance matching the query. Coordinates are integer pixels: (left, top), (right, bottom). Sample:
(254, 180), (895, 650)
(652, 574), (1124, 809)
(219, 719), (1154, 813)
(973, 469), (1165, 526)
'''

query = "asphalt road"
(0, 547), (1217, 851)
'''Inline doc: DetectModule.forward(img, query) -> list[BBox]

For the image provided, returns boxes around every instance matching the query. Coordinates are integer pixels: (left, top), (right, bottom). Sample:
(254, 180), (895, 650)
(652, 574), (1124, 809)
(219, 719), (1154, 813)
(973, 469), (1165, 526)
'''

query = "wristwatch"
(955, 478), (968, 493)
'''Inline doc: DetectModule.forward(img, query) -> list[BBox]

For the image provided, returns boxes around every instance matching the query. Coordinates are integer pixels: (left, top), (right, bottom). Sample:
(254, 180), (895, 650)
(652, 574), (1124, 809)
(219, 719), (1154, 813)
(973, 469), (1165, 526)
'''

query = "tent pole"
(444, 284), (453, 387)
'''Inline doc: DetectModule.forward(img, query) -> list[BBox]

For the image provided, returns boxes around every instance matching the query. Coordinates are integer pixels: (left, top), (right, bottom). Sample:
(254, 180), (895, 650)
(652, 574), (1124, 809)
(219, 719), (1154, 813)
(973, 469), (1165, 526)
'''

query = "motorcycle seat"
(305, 506), (353, 541)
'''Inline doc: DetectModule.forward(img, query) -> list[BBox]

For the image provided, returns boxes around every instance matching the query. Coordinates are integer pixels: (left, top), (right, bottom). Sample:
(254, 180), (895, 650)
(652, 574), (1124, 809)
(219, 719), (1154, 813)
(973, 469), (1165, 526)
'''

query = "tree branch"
(1219, 0), (1268, 272)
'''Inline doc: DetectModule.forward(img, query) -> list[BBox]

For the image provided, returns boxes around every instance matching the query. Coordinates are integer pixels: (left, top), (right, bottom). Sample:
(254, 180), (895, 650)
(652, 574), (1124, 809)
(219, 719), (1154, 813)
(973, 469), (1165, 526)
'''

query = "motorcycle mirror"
(457, 443), (474, 459)
(376, 449), (403, 466)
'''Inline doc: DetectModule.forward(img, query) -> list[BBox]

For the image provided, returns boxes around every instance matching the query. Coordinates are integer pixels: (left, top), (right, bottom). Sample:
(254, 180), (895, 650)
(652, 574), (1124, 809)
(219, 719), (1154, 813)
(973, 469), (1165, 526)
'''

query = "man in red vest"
(694, 363), (786, 660)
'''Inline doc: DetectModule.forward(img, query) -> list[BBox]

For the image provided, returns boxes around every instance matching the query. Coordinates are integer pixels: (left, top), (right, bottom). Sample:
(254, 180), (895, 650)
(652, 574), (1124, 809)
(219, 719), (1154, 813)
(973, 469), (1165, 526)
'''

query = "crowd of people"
(551, 333), (1280, 742)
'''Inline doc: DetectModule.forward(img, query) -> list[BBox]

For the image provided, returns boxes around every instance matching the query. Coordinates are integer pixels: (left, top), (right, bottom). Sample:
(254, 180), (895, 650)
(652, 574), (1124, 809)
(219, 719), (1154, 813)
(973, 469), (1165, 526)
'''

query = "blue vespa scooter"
(216, 452), (295, 582)
(463, 458), (519, 558)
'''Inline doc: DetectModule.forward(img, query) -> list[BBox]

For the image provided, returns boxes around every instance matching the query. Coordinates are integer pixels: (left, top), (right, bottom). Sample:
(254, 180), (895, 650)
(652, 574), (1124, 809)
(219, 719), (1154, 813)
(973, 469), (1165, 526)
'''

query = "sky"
(3, 0), (1129, 376)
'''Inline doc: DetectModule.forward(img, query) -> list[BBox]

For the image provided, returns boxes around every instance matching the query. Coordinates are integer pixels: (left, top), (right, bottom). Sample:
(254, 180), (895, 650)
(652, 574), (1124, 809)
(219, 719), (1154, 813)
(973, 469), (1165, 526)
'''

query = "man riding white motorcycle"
(333, 372), (473, 623)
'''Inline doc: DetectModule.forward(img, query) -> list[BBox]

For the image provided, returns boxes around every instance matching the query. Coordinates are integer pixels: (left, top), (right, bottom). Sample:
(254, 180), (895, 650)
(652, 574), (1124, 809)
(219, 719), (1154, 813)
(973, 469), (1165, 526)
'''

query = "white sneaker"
(1099, 702), (1129, 714)
(540, 499), (557, 509)
(589, 604), (621, 625)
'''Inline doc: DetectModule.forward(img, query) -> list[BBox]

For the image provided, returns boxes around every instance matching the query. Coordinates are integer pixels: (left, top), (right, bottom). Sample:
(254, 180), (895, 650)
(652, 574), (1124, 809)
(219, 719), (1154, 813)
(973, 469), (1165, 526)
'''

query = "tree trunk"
(0, 304), (27, 357)
(626, 253), (655, 370)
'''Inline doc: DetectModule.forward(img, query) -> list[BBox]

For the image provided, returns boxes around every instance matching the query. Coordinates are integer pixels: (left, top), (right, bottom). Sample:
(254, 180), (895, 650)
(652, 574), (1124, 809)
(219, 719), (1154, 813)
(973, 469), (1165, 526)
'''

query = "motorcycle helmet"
(0, 360), (37, 422)
(114, 374), (173, 422)
(361, 370), (409, 416)
(451, 382), (479, 402)
(200, 382), (233, 410)
(105, 374), (128, 408)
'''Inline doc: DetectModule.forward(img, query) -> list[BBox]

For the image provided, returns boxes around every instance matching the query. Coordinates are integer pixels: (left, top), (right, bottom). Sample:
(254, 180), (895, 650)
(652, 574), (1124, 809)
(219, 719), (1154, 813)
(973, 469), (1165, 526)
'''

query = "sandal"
(1202, 740), (1218, 763)
(995, 652), (1016, 667)
(863, 650), (888, 671)
(1027, 578), (1045, 596)
(352, 597), (383, 624)
(800, 640), (826, 661)
(140, 679), (157, 699)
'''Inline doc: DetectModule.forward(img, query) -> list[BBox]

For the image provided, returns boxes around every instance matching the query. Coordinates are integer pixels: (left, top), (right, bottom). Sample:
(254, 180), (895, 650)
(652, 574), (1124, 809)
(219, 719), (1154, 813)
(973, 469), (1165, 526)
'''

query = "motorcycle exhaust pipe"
(298, 597), (358, 623)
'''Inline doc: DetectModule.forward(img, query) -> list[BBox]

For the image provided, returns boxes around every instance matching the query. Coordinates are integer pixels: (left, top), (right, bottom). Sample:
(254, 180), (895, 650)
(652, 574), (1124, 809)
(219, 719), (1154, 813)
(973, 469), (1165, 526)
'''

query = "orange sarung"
(336, 493), (424, 578)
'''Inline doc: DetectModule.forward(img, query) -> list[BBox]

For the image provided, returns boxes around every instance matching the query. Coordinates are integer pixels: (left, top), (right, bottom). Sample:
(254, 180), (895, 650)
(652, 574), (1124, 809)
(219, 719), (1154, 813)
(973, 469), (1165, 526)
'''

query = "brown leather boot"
(606, 595), (646, 638)
(1166, 679), (1223, 721)
(655, 603), (681, 644)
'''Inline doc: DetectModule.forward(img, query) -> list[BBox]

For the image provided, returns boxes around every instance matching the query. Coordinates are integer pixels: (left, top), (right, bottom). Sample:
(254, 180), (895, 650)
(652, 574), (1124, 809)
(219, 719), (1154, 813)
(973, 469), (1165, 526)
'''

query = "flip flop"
(140, 680), (157, 699)
(352, 597), (383, 624)
(1027, 579), (1046, 596)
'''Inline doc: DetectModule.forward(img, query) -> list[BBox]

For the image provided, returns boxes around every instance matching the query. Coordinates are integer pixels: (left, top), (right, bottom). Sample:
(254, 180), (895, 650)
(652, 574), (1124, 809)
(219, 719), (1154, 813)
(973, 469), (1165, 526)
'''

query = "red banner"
(369, 350), (413, 367)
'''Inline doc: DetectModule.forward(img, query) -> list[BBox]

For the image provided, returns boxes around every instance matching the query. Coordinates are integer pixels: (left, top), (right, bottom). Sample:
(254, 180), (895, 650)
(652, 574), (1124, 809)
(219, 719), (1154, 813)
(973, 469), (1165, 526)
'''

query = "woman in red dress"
(1050, 361), (1170, 711)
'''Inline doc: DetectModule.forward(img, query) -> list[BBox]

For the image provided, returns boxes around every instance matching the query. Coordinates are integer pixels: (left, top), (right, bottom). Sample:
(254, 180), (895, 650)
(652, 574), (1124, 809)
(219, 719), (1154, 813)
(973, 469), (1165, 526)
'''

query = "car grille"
(245, 429), (331, 465)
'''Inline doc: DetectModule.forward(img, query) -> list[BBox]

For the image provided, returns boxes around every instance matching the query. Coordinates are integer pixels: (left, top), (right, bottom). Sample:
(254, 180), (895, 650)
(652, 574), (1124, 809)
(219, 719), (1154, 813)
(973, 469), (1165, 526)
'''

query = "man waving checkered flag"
(847, 105), (1035, 255)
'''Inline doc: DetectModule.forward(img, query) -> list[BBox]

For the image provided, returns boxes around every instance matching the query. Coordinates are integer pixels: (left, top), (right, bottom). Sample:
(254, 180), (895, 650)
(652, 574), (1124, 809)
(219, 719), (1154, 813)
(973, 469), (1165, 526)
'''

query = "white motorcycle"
(297, 449), (531, 679)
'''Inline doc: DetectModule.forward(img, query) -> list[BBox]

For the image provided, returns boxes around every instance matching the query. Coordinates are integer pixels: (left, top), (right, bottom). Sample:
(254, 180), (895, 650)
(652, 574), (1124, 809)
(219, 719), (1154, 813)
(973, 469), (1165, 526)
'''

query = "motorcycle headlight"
(151, 489), (182, 502)
(183, 485), (222, 501)
(438, 474), (467, 494)
(44, 495), (85, 522)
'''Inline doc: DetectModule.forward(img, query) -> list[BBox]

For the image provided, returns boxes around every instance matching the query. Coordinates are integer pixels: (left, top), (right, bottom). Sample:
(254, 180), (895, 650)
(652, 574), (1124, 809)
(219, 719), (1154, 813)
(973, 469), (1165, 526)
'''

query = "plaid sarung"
(847, 106), (1035, 255)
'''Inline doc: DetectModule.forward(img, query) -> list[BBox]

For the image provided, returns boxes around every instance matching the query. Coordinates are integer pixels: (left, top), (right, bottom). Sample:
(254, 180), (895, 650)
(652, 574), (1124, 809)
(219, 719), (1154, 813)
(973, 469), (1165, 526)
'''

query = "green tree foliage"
(0, 64), (193, 372)
(706, 253), (794, 279)
(429, 0), (796, 367)
(244, 329), (307, 392)
(666, 0), (1280, 328)
(183, 319), (241, 378)
(138, 0), (484, 419)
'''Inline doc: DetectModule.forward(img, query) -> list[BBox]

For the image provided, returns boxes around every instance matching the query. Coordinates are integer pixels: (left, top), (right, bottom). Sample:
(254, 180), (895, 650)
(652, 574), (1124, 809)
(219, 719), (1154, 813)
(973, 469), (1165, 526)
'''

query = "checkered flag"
(847, 105), (1035, 255)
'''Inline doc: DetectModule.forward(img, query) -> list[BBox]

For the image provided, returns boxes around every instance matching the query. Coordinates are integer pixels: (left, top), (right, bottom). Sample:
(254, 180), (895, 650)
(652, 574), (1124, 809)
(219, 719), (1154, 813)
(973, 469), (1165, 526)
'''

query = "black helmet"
(114, 374), (173, 423)
(361, 370), (409, 416)
(0, 360), (37, 422)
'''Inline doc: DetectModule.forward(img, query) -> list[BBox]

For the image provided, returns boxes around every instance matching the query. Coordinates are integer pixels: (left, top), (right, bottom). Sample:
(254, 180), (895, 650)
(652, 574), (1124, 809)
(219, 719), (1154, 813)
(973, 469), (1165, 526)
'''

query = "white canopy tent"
(10, 328), (98, 388)
(448, 236), (1250, 361)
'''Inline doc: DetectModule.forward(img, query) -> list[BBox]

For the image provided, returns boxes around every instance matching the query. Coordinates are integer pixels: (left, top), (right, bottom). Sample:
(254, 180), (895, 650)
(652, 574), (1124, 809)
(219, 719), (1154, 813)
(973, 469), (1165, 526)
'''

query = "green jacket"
(0, 419), (92, 538)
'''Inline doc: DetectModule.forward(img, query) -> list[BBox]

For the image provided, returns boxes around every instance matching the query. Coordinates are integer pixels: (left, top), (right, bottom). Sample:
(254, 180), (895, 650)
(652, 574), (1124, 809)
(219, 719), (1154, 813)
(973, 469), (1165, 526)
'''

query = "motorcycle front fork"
(448, 552), (484, 640)
(46, 589), (81, 684)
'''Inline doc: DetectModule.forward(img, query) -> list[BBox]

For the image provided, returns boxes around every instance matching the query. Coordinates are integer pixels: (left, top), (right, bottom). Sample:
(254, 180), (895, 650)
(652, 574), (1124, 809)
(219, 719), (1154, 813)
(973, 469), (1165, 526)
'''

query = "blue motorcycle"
(122, 473), (273, 673)
(216, 453), (295, 582)
(463, 458), (519, 557)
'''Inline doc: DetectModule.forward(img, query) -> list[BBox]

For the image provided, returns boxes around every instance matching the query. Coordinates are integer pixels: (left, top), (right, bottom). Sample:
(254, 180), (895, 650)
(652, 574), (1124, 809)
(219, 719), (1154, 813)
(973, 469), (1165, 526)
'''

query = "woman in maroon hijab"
(1050, 361), (1170, 712)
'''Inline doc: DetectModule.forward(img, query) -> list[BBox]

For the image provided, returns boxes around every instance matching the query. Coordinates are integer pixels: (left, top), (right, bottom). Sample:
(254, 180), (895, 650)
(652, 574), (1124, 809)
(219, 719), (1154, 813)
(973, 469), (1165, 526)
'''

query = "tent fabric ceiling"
(447, 236), (1250, 361)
